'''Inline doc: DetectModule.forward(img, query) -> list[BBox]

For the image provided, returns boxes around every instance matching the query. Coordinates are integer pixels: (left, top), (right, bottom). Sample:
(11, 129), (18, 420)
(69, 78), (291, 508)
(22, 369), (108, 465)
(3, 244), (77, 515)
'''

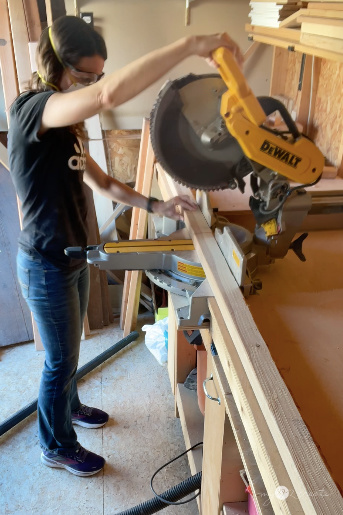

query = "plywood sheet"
(270, 46), (303, 106)
(247, 230), (343, 492)
(269, 44), (343, 172)
(284, 51), (304, 109)
(311, 59), (343, 167)
(104, 130), (141, 184)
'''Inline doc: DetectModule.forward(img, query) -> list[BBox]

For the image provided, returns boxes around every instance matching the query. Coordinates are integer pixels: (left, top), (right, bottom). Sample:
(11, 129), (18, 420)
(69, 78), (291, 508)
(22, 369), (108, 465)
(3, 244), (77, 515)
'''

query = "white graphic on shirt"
(68, 137), (86, 171)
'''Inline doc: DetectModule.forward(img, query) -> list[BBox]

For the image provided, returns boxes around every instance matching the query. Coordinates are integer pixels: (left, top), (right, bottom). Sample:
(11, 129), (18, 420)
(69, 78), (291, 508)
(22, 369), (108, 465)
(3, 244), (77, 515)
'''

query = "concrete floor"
(0, 313), (199, 514)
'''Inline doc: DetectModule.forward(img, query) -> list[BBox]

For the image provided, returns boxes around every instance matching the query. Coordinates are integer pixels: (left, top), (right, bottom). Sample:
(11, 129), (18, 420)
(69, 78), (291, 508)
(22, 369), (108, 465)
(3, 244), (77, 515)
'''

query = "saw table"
(157, 164), (343, 515)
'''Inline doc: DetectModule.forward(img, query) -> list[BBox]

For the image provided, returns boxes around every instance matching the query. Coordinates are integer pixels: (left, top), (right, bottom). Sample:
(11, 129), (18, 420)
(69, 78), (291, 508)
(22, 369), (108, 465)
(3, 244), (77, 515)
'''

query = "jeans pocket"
(17, 263), (30, 299)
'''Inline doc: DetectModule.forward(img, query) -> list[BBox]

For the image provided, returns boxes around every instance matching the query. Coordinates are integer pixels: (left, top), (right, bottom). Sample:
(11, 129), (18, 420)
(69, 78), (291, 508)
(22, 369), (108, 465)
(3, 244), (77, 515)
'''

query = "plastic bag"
(142, 317), (168, 365)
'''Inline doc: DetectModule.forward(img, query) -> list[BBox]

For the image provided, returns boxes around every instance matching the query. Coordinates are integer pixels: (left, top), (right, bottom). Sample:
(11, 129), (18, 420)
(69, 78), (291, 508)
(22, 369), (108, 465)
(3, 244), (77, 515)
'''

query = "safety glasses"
(66, 63), (105, 86)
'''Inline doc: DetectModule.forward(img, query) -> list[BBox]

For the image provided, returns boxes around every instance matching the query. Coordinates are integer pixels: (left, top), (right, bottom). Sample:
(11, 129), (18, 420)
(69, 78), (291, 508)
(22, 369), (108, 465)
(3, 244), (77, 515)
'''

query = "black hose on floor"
(0, 331), (139, 437)
(118, 471), (202, 515)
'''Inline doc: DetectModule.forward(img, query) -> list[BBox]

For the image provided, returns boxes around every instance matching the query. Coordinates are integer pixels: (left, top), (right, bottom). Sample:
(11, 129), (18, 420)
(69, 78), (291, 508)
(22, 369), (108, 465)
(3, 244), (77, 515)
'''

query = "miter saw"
(150, 47), (323, 256)
(66, 48), (324, 324)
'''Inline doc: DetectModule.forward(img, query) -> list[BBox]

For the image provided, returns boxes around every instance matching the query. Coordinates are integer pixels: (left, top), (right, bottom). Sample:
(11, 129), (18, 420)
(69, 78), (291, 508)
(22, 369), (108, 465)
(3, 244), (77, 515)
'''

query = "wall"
(66, 0), (273, 129)
(269, 47), (343, 172)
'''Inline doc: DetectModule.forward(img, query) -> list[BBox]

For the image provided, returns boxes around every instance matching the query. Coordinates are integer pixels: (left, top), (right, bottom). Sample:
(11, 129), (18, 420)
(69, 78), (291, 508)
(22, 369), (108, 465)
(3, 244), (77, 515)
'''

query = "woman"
(8, 15), (243, 477)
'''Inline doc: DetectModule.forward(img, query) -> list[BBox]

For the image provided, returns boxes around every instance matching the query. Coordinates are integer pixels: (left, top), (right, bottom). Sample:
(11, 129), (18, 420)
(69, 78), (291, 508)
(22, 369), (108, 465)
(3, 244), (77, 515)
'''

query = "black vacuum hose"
(118, 471), (202, 515)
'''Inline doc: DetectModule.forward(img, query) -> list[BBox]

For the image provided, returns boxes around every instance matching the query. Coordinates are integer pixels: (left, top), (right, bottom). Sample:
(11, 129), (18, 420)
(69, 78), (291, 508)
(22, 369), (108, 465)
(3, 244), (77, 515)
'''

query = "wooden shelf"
(246, 23), (301, 44)
(246, 23), (343, 62)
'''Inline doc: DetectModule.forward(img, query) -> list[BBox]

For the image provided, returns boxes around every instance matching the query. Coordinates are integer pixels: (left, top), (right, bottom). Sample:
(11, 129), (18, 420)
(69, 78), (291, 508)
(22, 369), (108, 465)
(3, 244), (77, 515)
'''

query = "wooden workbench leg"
(201, 355), (246, 514)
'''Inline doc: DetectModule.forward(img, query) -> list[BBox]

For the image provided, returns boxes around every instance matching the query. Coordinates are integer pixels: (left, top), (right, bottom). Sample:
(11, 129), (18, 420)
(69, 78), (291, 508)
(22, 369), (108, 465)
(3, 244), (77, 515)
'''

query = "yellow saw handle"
(212, 47), (324, 184)
(212, 47), (266, 126)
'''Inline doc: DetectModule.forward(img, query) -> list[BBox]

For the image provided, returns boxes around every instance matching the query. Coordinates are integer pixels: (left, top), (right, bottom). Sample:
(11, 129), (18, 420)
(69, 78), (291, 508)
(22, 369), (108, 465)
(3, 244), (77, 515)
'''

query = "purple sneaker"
(41, 445), (105, 476)
(71, 404), (109, 428)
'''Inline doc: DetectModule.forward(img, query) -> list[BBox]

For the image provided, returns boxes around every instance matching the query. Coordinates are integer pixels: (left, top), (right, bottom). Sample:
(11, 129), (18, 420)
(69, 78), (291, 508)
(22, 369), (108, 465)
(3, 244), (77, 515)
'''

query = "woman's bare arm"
(40, 33), (243, 131)
(84, 152), (197, 220)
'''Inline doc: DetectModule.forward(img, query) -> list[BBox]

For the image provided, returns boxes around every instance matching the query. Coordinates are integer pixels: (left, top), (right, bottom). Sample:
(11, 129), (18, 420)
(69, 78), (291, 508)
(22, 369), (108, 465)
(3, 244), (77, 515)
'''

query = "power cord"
(150, 442), (203, 506)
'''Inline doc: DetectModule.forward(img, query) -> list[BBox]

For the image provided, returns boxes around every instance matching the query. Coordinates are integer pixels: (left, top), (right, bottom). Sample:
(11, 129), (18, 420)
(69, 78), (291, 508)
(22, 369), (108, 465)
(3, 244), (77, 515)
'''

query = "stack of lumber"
(298, 2), (343, 54)
(246, 1), (343, 60)
(248, 1), (304, 28)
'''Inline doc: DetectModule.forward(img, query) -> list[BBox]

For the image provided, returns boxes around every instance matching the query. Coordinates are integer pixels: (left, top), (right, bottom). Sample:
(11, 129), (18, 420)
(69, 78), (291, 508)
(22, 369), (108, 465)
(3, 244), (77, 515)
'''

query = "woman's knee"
(42, 359), (78, 387)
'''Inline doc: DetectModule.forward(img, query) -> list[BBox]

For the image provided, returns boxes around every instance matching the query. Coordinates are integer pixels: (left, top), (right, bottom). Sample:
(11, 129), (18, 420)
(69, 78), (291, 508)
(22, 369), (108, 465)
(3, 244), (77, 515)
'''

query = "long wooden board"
(122, 122), (155, 336)
(308, 1), (343, 7)
(246, 23), (301, 42)
(22, 0), (41, 42)
(247, 32), (343, 62)
(307, 0), (343, 3)
(157, 163), (343, 514)
(300, 17), (343, 39)
(0, 0), (19, 122)
(300, 32), (343, 53)
(7, 0), (32, 92)
(120, 119), (150, 329)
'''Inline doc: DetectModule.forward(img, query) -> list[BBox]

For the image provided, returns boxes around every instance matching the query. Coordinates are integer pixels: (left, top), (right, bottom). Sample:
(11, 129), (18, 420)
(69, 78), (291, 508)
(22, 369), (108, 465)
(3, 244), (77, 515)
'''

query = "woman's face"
(59, 54), (105, 91)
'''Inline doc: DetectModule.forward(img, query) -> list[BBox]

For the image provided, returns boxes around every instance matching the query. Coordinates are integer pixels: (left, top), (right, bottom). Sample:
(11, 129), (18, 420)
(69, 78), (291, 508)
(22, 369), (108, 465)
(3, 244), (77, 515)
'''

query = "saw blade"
(150, 74), (252, 191)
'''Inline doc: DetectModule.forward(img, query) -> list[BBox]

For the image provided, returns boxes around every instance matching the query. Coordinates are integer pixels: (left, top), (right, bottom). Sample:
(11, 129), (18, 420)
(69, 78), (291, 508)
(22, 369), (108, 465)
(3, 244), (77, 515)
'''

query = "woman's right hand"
(192, 32), (244, 69)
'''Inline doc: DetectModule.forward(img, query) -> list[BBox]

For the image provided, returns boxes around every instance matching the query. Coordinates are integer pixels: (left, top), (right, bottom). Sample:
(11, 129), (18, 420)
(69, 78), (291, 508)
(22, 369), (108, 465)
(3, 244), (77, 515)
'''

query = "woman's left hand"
(152, 195), (198, 220)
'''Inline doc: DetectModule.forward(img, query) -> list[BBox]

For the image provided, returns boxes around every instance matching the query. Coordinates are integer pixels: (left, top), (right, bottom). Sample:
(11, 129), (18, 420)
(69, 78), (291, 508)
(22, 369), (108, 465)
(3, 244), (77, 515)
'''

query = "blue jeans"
(17, 247), (90, 453)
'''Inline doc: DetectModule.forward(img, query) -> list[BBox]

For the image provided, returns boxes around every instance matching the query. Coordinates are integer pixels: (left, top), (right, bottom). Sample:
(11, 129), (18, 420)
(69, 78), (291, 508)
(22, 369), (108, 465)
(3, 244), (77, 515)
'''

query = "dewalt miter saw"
(150, 48), (324, 270)
(66, 48), (324, 319)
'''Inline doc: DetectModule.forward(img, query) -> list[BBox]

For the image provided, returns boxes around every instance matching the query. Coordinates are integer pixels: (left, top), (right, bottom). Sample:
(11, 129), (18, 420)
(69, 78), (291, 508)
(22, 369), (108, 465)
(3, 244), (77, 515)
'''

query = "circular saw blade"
(150, 74), (251, 191)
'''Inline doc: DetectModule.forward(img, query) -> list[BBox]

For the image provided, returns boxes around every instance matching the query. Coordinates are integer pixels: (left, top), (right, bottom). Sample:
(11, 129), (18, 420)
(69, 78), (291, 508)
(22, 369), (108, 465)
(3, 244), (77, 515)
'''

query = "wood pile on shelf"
(245, 0), (343, 62)
(247, 1), (343, 57)
(298, 2), (343, 54)
(248, 1), (305, 28)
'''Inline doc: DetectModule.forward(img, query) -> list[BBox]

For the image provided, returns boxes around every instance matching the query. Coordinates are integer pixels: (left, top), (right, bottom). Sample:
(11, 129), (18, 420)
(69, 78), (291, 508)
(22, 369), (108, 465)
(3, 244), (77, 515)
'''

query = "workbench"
(156, 163), (343, 514)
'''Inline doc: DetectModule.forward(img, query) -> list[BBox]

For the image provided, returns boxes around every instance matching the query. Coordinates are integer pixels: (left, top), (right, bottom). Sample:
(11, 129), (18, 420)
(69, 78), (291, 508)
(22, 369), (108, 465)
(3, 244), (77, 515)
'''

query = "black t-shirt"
(8, 91), (88, 270)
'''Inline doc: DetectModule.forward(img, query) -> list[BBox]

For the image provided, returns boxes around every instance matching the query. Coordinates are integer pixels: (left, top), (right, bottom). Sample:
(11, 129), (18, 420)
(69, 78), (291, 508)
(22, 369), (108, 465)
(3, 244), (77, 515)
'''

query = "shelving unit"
(246, 23), (343, 62)
(246, 4), (343, 63)
(246, 24), (343, 60)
